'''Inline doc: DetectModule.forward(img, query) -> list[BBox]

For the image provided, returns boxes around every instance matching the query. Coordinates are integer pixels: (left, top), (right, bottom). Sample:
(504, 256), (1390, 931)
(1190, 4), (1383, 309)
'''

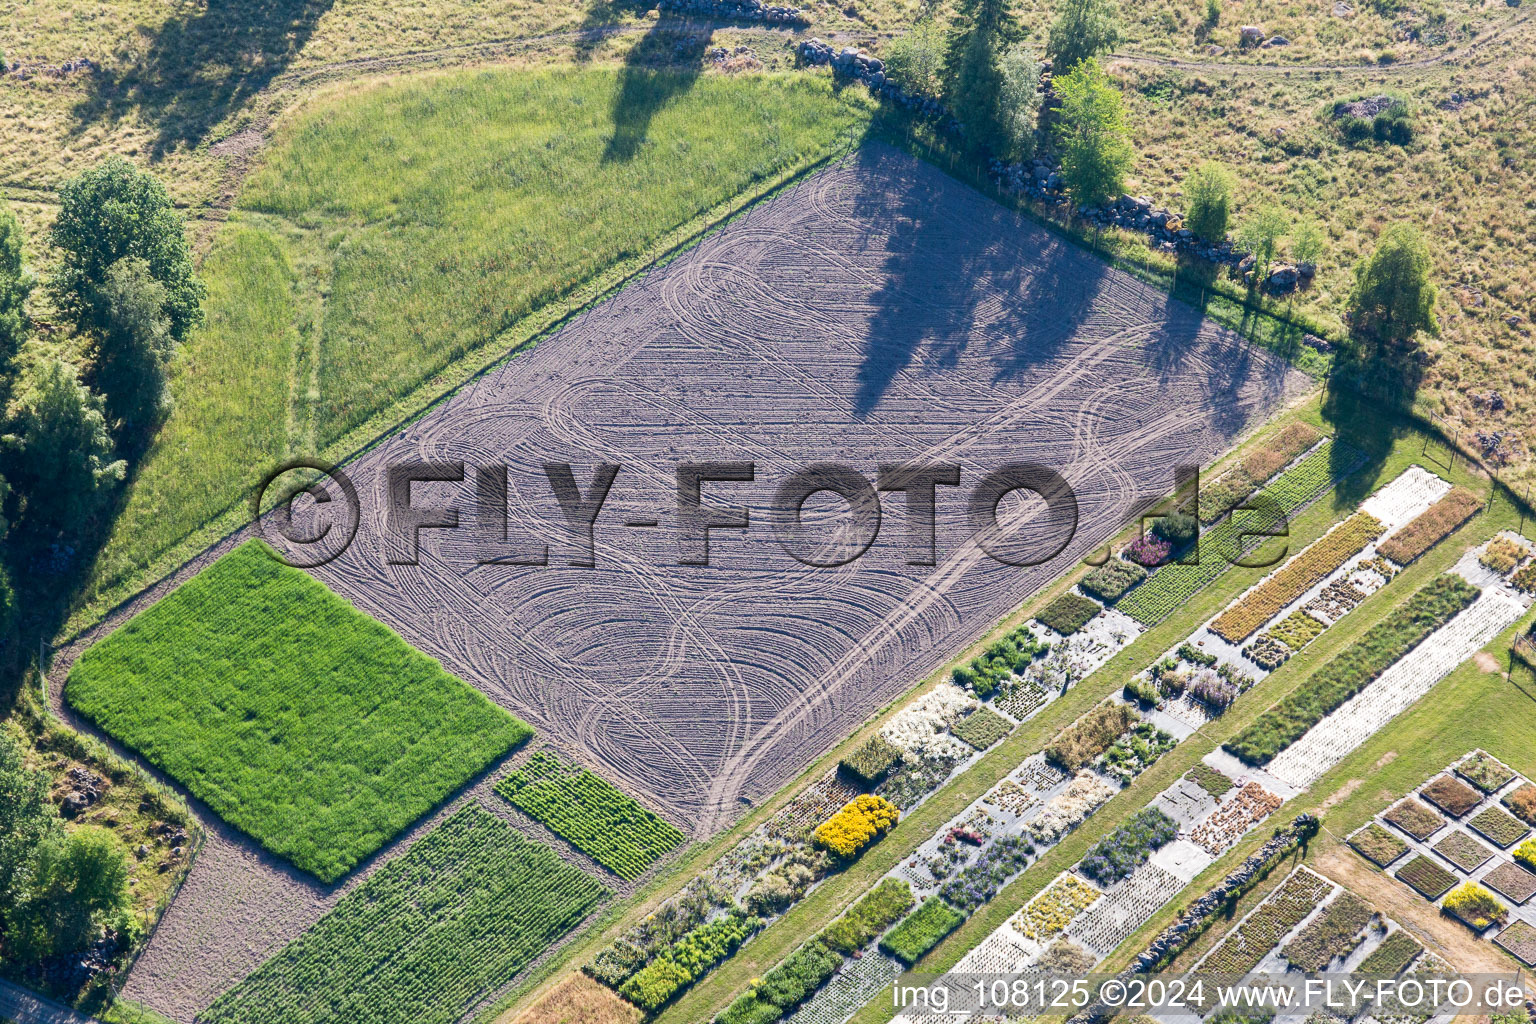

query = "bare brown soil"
(511, 974), (641, 1024)
(300, 144), (1308, 835)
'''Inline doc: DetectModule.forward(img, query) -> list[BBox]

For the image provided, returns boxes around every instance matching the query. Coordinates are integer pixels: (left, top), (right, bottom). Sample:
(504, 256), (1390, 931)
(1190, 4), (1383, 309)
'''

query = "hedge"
(838, 735), (904, 787)
(1079, 559), (1147, 603)
(1224, 575), (1479, 765)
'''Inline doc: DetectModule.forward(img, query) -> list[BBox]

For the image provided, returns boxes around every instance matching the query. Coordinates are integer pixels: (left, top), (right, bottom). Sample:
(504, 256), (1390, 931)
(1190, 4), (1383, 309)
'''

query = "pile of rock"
(60, 766), (107, 818)
(4, 56), (97, 79)
(796, 40), (957, 125)
(1475, 430), (1520, 465)
(708, 44), (763, 70)
(658, 0), (808, 25)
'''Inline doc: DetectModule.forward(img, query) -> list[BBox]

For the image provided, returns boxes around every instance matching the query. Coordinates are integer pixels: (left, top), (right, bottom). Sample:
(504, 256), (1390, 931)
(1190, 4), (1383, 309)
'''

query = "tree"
(1347, 223), (1437, 346)
(1289, 217), (1325, 272)
(28, 827), (132, 957)
(87, 257), (177, 438)
(1047, 0), (1122, 73)
(49, 156), (204, 345)
(0, 200), (29, 370)
(944, 0), (1021, 155)
(998, 45), (1046, 161)
(3, 352), (126, 533)
(882, 21), (946, 95)
(1053, 59), (1134, 207)
(1236, 205), (1288, 282)
(1183, 161), (1235, 244)
(0, 730), (64, 961)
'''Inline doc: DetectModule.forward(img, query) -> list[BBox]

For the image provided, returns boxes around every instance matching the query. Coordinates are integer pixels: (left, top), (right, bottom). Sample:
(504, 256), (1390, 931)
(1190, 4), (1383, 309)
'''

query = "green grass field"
(66, 541), (531, 882)
(77, 66), (873, 627)
(203, 802), (609, 1024)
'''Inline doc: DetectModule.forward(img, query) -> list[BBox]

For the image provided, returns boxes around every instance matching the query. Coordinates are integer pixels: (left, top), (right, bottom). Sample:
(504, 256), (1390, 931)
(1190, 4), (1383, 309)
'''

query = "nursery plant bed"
(1468, 806), (1530, 849)
(1395, 856), (1458, 900)
(1432, 830), (1493, 873)
(1504, 783), (1536, 827)
(1482, 861), (1536, 905)
(1456, 750), (1516, 793)
(1350, 822), (1410, 867)
(1384, 799), (1446, 841)
(1494, 920), (1536, 965)
(1037, 593), (1103, 636)
(1421, 775), (1483, 818)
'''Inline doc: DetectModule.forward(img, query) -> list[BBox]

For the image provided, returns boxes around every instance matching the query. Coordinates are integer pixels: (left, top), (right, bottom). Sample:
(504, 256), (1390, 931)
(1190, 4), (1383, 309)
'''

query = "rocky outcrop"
(659, 0), (809, 25)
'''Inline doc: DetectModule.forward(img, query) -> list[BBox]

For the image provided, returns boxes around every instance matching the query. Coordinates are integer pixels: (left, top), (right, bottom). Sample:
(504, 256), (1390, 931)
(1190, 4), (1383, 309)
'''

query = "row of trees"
(0, 157), (202, 637)
(879, 4), (1436, 354)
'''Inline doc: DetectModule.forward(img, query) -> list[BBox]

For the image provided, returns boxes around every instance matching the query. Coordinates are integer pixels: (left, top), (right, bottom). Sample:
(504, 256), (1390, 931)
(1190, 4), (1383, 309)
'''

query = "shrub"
(1358, 930), (1422, 975)
(718, 995), (782, 1024)
(1422, 774), (1482, 817)
(1378, 488), (1480, 565)
(1442, 883), (1507, 931)
(1503, 783), (1536, 827)
(202, 805), (609, 1024)
(1080, 558), (1147, 603)
(1514, 838), (1536, 873)
(68, 541), (532, 882)
(821, 878), (915, 954)
(1395, 855), (1457, 900)
(1513, 563), (1536, 594)
(812, 795), (900, 858)
(1079, 808), (1177, 885)
(1350, 823), (1409, 867)
(1469, 807), (1529, 849)
(1153, 510), (1199, 546)
(1384, 799), (1445, 841)
(1223, 576), (1479, 765)
(1333, 94), (1414, 146)
(879, 898), (964, 964)
(1184, 161), (1235, 244)
(951, 706), (1013, 750)
(1188, 668), (1238, 710)
(939, 834), (1034, 910)
(1282, 892), (1373, 971)
(1210, 512), (1385, 643)
(497, 751), (684, 881)
(1046, 701), (1135, 771)
(1480, 537), (1527, 575)
(951, 622), (1046, 699)
(1456, 750), (1516, 793)
(1037, 592), (1102, 635)
(839, 736), (904, 787)
(619, 911), (763, 1011)
(1179, 642), (1218, 667)
(880, 20), (944, 95)
(1124, 676), (1161, 705)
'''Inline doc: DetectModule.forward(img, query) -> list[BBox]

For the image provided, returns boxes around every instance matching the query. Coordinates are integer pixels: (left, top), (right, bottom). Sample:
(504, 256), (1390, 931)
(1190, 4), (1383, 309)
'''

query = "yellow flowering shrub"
(1515, 838), (1536, 873)
(813, 795), (900, 858)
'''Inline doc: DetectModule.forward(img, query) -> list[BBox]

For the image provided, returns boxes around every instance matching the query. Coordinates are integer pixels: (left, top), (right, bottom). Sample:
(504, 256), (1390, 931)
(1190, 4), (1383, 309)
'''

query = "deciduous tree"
(1047, 0), (1122, 73)
(1183, 161), (1235, 244)
(1053, 59), (1134, 207)
(1347, 223), (1437, 346)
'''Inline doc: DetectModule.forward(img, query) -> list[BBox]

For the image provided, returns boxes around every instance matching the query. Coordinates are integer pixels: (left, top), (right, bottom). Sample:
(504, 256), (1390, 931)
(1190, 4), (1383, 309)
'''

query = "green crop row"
(1224, 575), (1479, 766)
(497, 751), (684, 880)
(203, 804), (608, 1024)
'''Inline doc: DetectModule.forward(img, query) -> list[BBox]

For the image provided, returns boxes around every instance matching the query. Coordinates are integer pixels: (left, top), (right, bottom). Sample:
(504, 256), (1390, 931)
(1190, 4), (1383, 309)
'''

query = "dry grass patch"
(513, 974), (642, 1024)
(1385, 798), (1446, 841)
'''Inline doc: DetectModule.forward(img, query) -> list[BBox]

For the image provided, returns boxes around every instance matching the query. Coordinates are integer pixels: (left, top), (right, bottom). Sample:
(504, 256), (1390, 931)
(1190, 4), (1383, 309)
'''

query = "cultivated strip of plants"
(1377, 487), (1483, 565)
(203, 804), (608, 1024)
(1223, 574), (1481, 766)
(497, 751), (685, 881)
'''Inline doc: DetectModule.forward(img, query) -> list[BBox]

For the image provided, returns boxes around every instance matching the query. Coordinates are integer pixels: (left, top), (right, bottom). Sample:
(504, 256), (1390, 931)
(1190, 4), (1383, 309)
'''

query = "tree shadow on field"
(575, 0), (656, 61)
(602, 14), (709, 163)
(849, 144), (1099, 418)
(73, 0), (333, 157)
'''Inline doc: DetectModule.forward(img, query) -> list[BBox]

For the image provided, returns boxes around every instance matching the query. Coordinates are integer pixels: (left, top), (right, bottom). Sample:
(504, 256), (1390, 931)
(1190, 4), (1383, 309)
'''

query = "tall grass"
(82, 68), (870, 618)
